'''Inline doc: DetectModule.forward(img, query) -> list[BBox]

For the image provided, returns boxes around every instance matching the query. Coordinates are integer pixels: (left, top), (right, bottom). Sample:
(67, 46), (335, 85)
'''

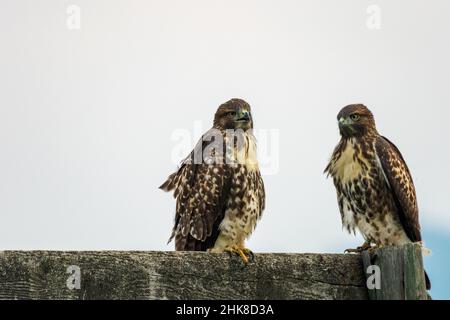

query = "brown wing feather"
(375, 136), (422, 242)
(160, 129), (232, 251)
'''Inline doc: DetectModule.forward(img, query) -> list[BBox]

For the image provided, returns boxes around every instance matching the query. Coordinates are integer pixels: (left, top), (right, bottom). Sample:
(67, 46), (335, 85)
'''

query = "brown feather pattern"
(325, 104), (429, 289)
(161, 99), (265, 252)
(375, 136), (421, 242)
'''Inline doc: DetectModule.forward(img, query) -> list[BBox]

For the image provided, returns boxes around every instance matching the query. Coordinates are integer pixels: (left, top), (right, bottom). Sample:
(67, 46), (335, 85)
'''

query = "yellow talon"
(238, 250), (249, 264)
(345, 241), (372, 253)
(224, 246), (253, 264)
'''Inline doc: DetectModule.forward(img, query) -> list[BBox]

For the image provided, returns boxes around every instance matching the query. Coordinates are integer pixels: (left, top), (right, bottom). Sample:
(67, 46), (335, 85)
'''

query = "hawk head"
(213, 98), (253, 130)
(337, 104), (377, 138)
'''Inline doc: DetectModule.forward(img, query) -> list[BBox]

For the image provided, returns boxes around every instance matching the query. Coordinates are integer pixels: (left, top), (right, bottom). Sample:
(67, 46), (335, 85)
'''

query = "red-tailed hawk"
(325, 104), (431, 290)
(160, 99), (265, 263)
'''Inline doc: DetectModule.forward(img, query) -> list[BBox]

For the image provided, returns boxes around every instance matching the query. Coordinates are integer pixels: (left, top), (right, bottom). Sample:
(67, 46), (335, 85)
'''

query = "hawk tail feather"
(167, 230), (176, 245)
(425, 270), (431, 290)
(159, 172), (178, 192)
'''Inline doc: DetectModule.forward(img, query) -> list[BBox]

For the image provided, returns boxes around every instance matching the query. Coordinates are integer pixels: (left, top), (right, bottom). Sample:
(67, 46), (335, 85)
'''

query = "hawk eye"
(350, 114), (360, 121)
(227, 111), (236, 117)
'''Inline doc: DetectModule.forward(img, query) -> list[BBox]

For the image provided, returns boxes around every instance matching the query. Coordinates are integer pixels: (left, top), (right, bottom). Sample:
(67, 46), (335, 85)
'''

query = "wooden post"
(361, 243), (429, 300)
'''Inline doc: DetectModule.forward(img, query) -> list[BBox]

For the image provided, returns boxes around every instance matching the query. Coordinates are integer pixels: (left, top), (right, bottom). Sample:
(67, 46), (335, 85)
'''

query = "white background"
(1, 0), (449, 254)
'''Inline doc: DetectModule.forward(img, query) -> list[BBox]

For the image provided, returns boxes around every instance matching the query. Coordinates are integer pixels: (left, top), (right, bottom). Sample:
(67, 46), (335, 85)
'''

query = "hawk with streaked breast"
(325, 104), (430, 289)
(160, 99), (265, 263)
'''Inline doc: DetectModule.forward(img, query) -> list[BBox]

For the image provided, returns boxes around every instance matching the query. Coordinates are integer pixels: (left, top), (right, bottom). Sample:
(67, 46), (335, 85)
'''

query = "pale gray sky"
(1, 0), (449, 254)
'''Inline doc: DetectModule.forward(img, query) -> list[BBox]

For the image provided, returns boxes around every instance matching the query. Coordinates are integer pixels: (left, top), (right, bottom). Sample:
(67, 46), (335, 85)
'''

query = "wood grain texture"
(361, 243), (429, 300)
(0, 251), (368, 300)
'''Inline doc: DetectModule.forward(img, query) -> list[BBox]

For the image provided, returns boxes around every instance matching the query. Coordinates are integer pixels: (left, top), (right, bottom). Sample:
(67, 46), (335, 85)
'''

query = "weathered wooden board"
(0, 251), (368, 300)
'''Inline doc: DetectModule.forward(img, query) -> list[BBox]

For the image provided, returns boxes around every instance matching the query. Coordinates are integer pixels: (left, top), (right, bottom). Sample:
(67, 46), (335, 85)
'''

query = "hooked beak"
(338, 116), (358, 136)
(338, 117), (351, 128)
(236, 109), (250, 122)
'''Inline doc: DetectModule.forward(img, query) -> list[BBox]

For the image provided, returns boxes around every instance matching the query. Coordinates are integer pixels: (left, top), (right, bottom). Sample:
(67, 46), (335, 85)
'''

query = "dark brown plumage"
(160, 99), (265, 263)
(325, 104), (430, 289)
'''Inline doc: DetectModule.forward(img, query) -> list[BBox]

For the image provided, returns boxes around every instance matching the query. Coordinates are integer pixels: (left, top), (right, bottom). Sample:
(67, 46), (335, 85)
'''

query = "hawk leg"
(344, 241), (372, 253)
(368, 244), (383, 253)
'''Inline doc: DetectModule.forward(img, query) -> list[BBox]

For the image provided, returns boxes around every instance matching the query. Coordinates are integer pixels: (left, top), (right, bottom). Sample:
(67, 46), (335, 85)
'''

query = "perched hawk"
(325, 104), (430, 290)
(160, 99), (265, 263)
